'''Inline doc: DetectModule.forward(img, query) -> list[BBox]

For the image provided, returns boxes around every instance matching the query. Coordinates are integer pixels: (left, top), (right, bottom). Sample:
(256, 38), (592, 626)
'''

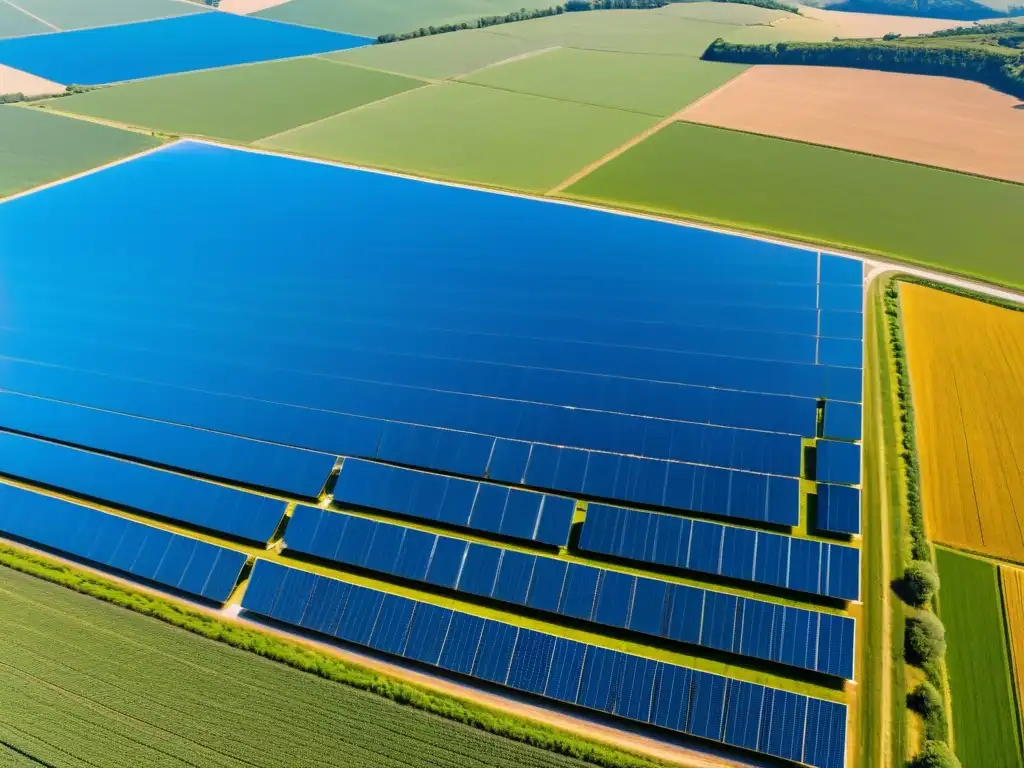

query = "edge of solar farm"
(0, 138), (865, 768)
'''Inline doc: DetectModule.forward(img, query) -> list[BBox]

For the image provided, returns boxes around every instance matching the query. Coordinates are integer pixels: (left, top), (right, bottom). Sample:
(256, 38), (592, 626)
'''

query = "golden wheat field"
(901, 284), (1024, 562)
(1000, 565), (1024, 726)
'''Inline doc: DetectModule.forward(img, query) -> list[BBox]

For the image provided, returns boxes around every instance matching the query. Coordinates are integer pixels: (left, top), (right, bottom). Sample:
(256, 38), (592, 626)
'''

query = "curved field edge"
(0, 541), (670, 768)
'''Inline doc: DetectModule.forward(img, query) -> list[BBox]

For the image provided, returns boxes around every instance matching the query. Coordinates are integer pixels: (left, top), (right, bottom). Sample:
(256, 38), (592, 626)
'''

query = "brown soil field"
(217, 0), (293, 13)
(1000, 564), (1024, 737)
(798, 6), (966, 37)
(680, 65), (1024, 183)
(901, 284), (1024, 563)
(0, 64), (63, 97)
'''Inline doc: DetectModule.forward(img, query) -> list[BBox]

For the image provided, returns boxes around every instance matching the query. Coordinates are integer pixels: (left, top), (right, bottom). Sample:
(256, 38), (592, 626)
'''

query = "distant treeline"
(702, 38), (1024, 99)
(824, 0), (1022, 22)
(0, 84), (95, 104)
(376, 0), (799, 44)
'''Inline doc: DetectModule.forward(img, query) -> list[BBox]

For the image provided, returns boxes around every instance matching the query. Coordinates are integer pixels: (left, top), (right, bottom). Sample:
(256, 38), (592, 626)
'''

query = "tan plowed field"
(901, 284), (1024, 562)
(1000, 564), (1024, 735)
(680, 65), (1024, 184)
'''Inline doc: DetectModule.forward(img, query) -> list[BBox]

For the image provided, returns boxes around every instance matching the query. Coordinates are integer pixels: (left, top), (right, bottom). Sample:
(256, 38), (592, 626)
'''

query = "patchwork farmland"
(0, 2), (1020, 768)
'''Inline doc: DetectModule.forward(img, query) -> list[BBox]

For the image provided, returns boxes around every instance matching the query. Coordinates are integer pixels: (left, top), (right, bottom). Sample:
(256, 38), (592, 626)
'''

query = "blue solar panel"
(820, 310), (863, 341)
(242, 560), (848, 766)
(0, 430), (287, 543)
(804, 697), (848, 768)
(817, 440), (861, 485)
(819, 337), (863, 368)
(724, 680), (764, 750)
(665, 584), (704, 646)
(700, 591), (738, 653)
(492, 550), (535, 605)
(823, 401), (863, 441)
(627, 577), (668, 637)
(559, 564), (600, 621)
(817, 483), (861, 536)
(819, 283), (863, 313)
(332, 459), (574, 547)
(0, 481), (245, 602)
(526, 557), (568, 613)
(545, 638), (587, 704)
(579, 503), (861, 601)
(819, 254), (863, 285)
(0, 392), (335, 498)
(425, 536), (468, 589)
(592, 570), (634, 629)
(458, 543), (501, 598)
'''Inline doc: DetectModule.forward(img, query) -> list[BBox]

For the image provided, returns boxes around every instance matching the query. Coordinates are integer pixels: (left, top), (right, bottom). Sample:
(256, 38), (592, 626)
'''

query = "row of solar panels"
(336, 457), (799, 530)
(0, 481), (245, 603)
(2, 361), (846, 519)
(19, 293), (862, 372)
(0, 429), (289, 544)
(286, 507), (855, 679)
(579, 504), (860, 601)
(25, 286), (862, 348)
(242, 560), (847, 768)
(5, 326), (864, 410)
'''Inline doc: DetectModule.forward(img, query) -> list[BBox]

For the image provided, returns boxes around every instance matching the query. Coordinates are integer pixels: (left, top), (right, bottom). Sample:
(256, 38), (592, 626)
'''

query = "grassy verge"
(0, 541), (668, 768)
(860, 275), (906, 768)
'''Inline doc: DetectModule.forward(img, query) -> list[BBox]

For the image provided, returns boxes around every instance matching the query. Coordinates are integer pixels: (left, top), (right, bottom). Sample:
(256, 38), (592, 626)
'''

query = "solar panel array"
(579, 504), (860, 601)
(332, 458), (576, 547)
(286, 507), (855, 678)
(243, 560), (848, 768)
(0, 146), (865, 767)
(0, 481), (245, 603)
(0, 430), (287, 543)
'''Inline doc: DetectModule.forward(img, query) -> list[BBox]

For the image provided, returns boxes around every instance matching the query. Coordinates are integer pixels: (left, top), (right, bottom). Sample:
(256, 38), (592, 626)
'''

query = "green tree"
(905, 611), (947, 665)
(909, 740), (962, 768)
(903, 560), (941, 607)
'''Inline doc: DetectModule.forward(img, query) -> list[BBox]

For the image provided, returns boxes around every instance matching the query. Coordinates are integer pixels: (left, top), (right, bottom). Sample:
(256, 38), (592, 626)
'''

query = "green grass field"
(256, 0), (535, 37)
(566, 121), (1024, 287)
(44, 57), (425, 143)
(935, 547), (1022, 768)
(0, 1), (51, 39)
(460, 47), (746, 117)
(6, 0), (202, 32)
(651, 1), (793, 24)
(0, 106), (160, 199)
(260, 81), (656, 192)
(328, 28), (554, 80)
(479, 11), (737, 56)
(0, 565), (611, 768)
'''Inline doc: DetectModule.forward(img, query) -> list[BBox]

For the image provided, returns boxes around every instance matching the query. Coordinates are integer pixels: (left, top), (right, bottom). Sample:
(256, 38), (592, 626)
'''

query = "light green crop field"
(0, 1), (50, 39)
(566, 121), (1024, 287)
(328, 28), (554, 80)
(260, 81), (656, 192)
(6, 0), (202, 32)
(462, 47), (746, 117)
(44, 57), (425, 143)
(651, 1), (792, 25)
(0, 566), (602, 768)
(480, 11), (738, 56)
(935, 547), (1023, 768)
(257, 0), (535, 37)
(0, 106), (160, 199)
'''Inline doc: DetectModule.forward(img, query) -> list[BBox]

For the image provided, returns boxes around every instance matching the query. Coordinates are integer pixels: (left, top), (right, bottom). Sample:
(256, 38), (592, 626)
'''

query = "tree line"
(376, 0), (799, 44)
(702, 37), (1024, 99)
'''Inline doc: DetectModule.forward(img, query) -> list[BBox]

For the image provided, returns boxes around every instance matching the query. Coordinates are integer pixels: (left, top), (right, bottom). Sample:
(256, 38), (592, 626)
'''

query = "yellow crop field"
(1000, 565), (1024, 730)
(901, 284), (1024, 562)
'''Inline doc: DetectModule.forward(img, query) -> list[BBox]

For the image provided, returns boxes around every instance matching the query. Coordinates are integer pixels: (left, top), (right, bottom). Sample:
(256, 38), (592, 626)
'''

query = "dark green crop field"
(566, 121), (1024, 288)
(935, 547), (1022, 768)
(0, 566), (602, 768)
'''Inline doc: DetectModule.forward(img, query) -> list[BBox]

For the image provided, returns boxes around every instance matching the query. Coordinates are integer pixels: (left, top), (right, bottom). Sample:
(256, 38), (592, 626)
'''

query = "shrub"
(907, 681), (948, 741)
(903, 560), (941, 607)
(905, 611), (947, 665)
(909, 740), (962, 768)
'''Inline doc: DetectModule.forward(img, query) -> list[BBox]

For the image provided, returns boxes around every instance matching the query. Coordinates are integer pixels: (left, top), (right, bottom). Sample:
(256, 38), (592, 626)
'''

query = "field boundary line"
(0, 139), (170, 205)
(544, 68), (751, 195)
(453, 78), (664, 118)
(545, 109), (683, 195)
(253, 82), (436, 144)
(16, 104), (170, 137)
(1, 0), (58, 30)
(313, 54), (442, 83)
